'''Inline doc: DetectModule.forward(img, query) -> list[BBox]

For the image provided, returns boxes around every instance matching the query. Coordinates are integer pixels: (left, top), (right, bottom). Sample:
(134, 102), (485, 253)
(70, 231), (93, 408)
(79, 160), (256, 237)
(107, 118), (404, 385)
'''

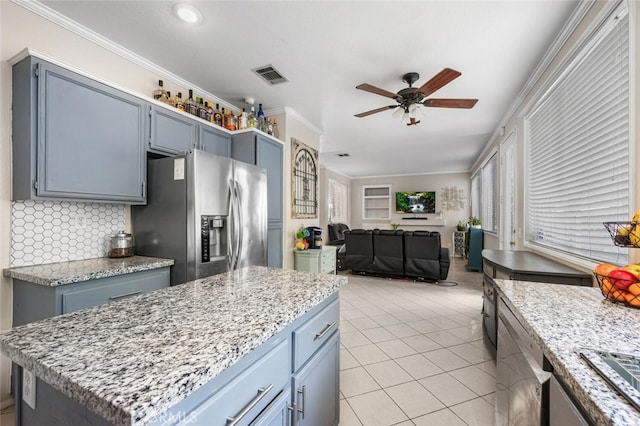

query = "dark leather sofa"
(327, 223), (350, 270)
(343, 229), (450, 282)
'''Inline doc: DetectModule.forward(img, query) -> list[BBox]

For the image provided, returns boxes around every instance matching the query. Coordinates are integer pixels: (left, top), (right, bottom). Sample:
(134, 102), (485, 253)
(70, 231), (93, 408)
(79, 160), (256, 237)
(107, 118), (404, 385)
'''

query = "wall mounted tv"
(395, 191), (436, 214)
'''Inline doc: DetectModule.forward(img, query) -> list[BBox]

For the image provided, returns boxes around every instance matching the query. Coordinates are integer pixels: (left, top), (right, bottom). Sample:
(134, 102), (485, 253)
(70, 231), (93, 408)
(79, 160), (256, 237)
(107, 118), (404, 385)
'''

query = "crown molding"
(265, 106), (323, 136)
(10, 0), (240, 112)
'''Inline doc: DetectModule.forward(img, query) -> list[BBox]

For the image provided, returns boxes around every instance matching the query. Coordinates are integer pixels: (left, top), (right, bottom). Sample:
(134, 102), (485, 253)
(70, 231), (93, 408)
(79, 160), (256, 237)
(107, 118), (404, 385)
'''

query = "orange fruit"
(628, 283), (640, 297)
(627, 297), (640, 308)
(601, 278), (615, 296)
(595, 263), (618, 277)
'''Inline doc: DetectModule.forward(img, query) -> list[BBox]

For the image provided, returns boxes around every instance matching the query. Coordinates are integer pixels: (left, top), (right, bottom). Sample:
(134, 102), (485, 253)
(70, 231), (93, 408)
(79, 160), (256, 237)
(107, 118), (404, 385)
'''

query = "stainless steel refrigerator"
(132, 150), (267, 285)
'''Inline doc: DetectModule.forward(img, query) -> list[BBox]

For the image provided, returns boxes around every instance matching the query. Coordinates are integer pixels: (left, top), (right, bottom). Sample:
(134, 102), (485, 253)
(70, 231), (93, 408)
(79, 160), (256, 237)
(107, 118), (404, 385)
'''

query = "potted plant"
(467, 216), (481, 229)
(391, 223), (400, 230)
(456, 220), (466, 231)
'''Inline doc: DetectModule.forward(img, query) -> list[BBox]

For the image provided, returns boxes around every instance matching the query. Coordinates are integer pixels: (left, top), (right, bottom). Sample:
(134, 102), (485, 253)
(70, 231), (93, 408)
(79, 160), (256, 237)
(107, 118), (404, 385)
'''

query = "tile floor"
(339, 258), (495, 426)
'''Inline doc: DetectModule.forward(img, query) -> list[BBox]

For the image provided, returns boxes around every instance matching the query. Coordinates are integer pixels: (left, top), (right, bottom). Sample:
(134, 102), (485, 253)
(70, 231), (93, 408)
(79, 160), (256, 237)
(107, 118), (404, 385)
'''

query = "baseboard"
(1, 397), (15, 410)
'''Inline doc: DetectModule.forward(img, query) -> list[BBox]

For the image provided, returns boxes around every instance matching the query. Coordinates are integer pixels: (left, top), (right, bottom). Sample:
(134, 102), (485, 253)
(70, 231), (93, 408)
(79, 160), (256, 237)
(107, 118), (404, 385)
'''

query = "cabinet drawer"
(61, 268), (169, 314)
(293, 299), (339, 371)
(483, 262), (494, 278)
(320, 253), (335, 273)
(187, 340), (289, 426)
(495, 268), (513, 280)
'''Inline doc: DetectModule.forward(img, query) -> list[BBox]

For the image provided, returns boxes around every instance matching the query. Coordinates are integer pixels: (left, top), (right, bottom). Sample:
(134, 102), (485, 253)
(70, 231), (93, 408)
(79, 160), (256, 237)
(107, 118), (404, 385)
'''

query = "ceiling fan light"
(402, 111), (409, 122)
(408, 103), (418, 113)
(414, 105), (425, 119)
(392, 106), (404, 119)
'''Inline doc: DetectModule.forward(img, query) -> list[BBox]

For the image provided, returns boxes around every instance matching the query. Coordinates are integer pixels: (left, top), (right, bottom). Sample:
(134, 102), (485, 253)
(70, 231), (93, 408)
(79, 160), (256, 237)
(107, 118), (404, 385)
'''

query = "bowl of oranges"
(594, 263), (640, 308)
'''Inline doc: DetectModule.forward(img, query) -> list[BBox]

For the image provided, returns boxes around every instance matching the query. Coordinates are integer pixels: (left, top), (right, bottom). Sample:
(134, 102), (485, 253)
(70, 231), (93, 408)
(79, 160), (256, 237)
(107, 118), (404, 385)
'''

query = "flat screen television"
(395, 191), (436, 214)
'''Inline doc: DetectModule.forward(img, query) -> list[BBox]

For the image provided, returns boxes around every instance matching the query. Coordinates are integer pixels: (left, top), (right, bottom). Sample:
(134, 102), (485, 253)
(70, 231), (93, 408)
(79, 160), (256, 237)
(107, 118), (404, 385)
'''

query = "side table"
(293, 246), (338, 274)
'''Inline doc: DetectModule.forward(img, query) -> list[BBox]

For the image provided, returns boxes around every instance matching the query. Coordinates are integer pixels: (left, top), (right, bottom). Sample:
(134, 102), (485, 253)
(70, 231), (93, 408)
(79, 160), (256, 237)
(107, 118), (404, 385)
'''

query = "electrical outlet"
(74, 213), (86, 229)
(22, 368), (36, 409)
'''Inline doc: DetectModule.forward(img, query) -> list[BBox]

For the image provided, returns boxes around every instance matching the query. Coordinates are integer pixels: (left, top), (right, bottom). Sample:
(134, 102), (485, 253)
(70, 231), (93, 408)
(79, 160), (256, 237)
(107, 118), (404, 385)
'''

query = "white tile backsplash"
(11, 200), (126, 267)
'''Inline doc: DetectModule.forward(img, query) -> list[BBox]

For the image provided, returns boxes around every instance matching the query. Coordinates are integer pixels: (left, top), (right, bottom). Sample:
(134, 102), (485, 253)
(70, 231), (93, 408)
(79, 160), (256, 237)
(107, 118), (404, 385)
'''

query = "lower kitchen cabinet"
(254, 389), (291, 426)
(292, 332), (339, 426)
(12, 267), (170, 326)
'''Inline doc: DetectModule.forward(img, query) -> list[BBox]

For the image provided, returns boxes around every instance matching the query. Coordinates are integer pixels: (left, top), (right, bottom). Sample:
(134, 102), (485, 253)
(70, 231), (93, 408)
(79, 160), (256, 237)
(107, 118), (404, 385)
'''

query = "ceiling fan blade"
(354, 105), (397, 118)
(423, 98), (478, 109)
(356, 83), (400, 100)
(416, 68), (462, 97)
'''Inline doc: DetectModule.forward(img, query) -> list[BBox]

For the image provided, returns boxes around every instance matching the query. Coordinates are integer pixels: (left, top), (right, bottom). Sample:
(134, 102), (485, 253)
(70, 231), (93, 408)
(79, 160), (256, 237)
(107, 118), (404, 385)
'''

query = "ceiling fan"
(354, 68), (478, 126)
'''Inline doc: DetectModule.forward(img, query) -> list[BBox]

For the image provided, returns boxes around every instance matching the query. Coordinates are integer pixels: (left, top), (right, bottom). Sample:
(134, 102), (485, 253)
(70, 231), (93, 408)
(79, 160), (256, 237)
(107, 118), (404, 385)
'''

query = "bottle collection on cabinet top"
(152, 80), (279, 138)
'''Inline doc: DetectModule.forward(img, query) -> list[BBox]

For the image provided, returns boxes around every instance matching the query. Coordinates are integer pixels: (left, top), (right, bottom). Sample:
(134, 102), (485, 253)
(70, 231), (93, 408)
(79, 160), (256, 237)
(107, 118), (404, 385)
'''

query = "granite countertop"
(495, 279), (640, 425)
(3, 256), (175, 286)
(0, 266), (346, 425)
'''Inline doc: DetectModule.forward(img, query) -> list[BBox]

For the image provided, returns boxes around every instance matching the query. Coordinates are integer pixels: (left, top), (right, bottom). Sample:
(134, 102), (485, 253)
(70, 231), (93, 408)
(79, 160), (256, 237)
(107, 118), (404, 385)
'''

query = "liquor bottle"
(272, 118), (279, 139)
(238, 108), (248, 130)
(257, 103), (265, 129)
(207, 102), (215, 123)
(225, 109), (236, 131)
(152, 80), (167, 100)
(186, 90), (197, 116)
(175, 92), (185, 111)
(267, 118), (273, 135)
(247, 106), (257, 128)
(221, 108), (227, 128)
(198, 99), (208, 120)
(165, 91), (175, 107)
(261, 117), (269, 133)
(214, 104), (223, 127)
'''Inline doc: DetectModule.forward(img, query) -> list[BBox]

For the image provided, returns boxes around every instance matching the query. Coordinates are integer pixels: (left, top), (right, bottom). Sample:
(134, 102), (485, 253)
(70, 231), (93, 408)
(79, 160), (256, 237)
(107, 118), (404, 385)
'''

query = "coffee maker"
(304, 226), (323, 249)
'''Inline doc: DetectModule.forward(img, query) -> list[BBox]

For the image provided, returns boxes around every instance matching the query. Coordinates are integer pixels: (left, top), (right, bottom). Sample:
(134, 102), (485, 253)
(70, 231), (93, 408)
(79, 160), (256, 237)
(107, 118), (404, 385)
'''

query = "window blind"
(482, 154), (498, 233)
(471, 173), (481, 220)
(525, 6), (629, 264)
(328, 179), (348, 223)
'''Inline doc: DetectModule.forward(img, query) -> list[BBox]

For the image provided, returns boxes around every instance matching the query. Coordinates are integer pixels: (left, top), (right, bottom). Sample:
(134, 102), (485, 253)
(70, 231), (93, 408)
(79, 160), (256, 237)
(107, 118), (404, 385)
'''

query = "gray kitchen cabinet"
(12, 267), (170, 326)
(149, 105), (198, 155)
(12, 56), (146, 203)
(253, 389), (291, 426)
(199, 125), (231, 157)
(232, 131), (284, 268)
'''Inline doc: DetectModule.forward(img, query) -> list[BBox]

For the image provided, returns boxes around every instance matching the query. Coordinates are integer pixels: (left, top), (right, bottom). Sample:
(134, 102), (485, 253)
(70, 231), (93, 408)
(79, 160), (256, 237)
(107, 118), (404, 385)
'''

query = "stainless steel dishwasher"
(496, 298), (551, 425)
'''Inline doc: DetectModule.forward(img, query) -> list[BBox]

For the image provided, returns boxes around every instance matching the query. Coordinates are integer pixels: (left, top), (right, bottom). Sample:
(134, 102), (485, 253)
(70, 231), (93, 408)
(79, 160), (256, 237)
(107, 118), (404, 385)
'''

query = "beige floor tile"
(361, 327), (396, 343)
(349, 344), (391, 366)
(342, 330), (372, 348)
(341, 319), (357, 333)
(369, 313), (402, 327)
(476, 359), (497, 378)
(340, 366), (381, 398)
(391, 422), (414, 426)
(450, 396), (495, 426)
(421, 348), (470, 372)
(428, 316), (466, 330)
(385, 381), (445, 418)
(390, 310), (423, 323)
(395, 354), (443, 380)
(364, 360), (413, 388)
(347, 390), (408, 426)
(419, 373), (478, 406)
(350, 316), (382, 331)
(385, 323), (421, 338)
(424, 330), (466, 348)
(447, 323), (484, 341)
(449, 365), (497, 396)
(406, 319), (441, 334)
(449, 342), (494, 364)
(340, 399), (363, 426)
(342, 308), (368, 320)
(402, 334), (442, 353)
(376, 339), (418, 359)
(341, 348), (360, 370)
(483, 391), (496, 405)
(412, 408), (467, 426)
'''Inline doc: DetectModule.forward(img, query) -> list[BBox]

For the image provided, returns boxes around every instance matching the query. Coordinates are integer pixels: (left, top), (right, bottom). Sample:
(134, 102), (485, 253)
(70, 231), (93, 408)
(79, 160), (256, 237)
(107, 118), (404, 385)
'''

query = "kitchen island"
(0, 266), (346, 425)
(495, 279), (640, 425)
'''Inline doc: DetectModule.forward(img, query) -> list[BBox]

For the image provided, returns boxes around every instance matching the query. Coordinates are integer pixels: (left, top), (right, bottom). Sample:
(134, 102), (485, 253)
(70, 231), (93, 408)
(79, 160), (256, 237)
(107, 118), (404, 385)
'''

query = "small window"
(328, 179), (348, 223)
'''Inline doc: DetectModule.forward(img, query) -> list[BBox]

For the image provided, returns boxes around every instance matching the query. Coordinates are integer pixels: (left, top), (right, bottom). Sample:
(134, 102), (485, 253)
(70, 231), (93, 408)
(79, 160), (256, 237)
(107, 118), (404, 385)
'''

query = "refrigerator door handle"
(234, 179), (244, 270)
(228, 181), (237, 270)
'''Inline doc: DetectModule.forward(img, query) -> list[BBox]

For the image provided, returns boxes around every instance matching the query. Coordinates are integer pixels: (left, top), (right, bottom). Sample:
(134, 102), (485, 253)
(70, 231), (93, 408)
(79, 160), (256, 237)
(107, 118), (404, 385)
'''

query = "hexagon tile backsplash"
(11, 200), (126, 267)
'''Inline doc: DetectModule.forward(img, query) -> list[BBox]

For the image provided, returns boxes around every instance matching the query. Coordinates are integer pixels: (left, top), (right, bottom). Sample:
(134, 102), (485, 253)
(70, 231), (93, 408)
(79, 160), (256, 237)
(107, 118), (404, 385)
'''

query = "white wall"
(349, 172), (471, 251)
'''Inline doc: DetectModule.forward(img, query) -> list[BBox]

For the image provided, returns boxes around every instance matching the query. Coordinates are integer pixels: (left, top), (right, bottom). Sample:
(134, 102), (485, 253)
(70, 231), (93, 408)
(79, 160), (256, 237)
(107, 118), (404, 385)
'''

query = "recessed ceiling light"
(173, 3), (202, 24)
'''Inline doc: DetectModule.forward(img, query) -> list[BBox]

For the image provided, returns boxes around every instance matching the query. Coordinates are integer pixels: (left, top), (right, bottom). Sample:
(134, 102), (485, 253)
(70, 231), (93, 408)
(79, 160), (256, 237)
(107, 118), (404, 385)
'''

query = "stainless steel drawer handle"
(226, 384), (274, 426)
(108, 291), (141, 300)
(314, 321), (337, 340)
(297, 385), (307, 419)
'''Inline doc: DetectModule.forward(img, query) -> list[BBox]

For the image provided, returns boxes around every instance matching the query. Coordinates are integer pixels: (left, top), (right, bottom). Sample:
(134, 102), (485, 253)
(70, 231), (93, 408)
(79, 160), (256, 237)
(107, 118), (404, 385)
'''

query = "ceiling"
(38, 0), (579, 178)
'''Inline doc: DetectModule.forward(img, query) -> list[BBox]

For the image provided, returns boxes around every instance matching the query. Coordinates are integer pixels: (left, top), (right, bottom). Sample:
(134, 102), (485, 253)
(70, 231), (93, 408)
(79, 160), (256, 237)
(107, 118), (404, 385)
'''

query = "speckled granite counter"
(3, 256), (174, 286)
(0, 266), (346, 425)
(495, 279), (640, 425)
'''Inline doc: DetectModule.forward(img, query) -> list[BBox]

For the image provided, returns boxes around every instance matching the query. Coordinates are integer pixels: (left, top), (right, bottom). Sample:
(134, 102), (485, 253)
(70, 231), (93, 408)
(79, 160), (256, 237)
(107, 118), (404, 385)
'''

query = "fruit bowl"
(594, 272), (640, 308)
(603, 222), (640, 247)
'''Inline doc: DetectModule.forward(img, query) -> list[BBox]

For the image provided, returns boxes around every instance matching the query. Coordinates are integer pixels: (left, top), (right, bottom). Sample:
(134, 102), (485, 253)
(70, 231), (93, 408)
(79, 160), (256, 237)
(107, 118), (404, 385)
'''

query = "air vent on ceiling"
(337, 153), (350, 157)
(252, 64), (288, 85)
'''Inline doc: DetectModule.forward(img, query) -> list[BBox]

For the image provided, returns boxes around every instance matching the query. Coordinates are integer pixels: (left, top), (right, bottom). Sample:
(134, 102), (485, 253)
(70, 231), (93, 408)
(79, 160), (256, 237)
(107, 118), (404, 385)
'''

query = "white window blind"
(471, 173), (481, 220)
(481, 154), (498, 233)
(525, 5), (629, 264)
(328, 179), (348, 223)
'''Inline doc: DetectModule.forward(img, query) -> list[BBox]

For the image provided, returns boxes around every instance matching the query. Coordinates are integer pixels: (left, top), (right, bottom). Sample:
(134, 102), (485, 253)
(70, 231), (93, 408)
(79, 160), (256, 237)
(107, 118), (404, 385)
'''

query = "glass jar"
(108, 231), (135, 258)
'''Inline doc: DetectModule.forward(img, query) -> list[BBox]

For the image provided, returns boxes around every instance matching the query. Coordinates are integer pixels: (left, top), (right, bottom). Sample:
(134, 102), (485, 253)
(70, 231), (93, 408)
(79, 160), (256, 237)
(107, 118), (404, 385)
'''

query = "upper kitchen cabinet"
(232, 131), (283, 222)
(12, 56), (146, 204)
(149, 105), (231, 157)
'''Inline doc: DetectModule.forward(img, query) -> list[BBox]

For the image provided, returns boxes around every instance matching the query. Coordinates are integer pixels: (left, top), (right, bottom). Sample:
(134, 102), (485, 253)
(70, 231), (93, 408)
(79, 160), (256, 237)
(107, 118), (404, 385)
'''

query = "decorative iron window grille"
(292, 139), (318, 218)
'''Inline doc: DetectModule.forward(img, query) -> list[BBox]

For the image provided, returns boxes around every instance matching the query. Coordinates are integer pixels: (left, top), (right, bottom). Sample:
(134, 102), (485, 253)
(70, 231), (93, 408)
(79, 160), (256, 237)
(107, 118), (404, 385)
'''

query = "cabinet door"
(36, 61), (146, 203)
(199, 125), (231, 157)
(267, 222), (283, 268)
(251, 389), (291, 426)
(257, 135), (284, 222)
(149, 105), (197, 154)
(292, 332), (339, 426)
